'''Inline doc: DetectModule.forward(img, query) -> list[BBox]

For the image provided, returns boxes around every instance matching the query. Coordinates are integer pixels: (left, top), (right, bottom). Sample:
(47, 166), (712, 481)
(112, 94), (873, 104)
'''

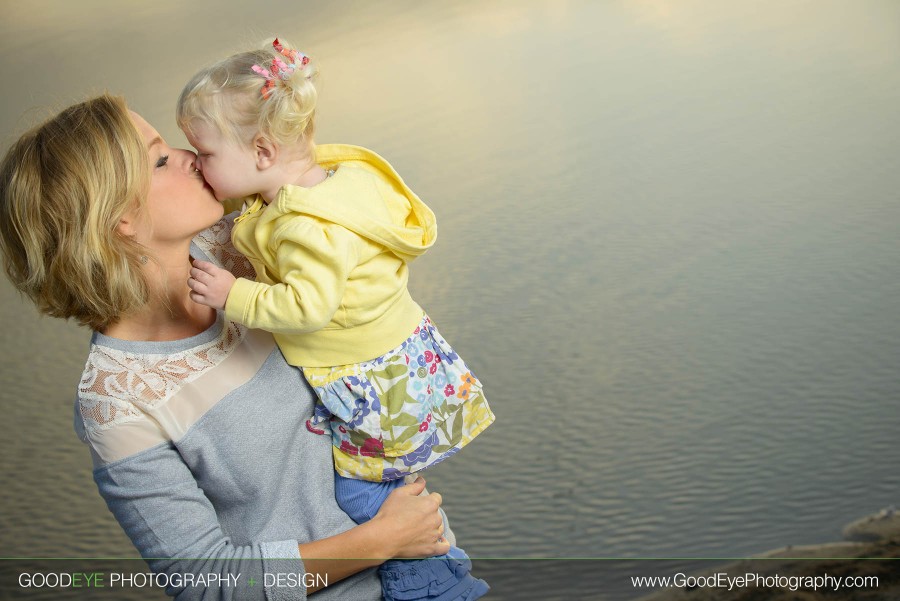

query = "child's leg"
(333, 473), (404, 524)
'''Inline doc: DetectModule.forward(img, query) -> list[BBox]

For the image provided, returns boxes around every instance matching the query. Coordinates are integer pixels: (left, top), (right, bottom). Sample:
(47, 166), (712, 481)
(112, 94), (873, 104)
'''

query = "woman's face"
(129, 112), (224, 246)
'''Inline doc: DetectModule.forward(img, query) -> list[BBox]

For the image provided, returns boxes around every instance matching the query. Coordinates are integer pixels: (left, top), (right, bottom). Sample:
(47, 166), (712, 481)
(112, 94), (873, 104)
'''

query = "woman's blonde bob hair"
(177, 38), (318, 149)
(0, 94), (152, 330)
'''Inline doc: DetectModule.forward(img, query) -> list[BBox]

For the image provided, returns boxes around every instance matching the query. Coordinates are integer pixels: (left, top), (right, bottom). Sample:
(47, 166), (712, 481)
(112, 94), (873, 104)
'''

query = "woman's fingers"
(402, 476), (427, 496)
(373, 478), (454, 558)
(434, 538), (451, 555)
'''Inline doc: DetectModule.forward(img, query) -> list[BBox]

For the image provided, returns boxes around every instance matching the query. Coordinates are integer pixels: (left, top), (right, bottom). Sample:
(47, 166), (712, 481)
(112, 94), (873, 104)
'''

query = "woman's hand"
(370, 477), (452, 559)
(297, 477), (450, 591)
(188, 259), (236, 310)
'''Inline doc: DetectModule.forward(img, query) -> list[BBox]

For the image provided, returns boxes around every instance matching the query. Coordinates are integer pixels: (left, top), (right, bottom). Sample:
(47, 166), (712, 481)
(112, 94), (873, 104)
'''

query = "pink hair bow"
(251, 38), (311, 99)
(250, 64), (276, 99)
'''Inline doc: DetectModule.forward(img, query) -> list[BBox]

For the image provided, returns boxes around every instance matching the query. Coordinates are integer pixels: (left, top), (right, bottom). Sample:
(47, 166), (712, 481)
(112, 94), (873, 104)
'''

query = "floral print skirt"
(303, 314), (494, 482)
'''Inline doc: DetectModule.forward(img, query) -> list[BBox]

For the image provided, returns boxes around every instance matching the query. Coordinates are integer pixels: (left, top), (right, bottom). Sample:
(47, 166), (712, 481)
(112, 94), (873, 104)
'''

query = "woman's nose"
(177, 148), (200, 172)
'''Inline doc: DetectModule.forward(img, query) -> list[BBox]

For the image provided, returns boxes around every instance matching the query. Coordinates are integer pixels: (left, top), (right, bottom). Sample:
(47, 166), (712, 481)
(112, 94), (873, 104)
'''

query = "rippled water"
(1, 1), (899, 599)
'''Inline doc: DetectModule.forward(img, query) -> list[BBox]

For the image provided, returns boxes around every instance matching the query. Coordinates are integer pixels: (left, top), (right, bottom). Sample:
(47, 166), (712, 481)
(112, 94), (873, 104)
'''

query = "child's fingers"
(187, 277), (207, 294)
(190, 266), (214, 283)
(189, 290), (218, 308)
(191, 259), (218, 275)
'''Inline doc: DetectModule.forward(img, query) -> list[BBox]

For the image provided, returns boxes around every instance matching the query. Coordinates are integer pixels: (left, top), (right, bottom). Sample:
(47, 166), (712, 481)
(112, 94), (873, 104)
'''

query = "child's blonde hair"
(177, 38), (318, 150)
(0, 95), (152, 330)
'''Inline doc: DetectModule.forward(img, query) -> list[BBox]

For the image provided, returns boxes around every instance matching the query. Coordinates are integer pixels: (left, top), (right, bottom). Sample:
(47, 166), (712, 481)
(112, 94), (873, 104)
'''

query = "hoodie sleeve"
(225, 219), (359, 334)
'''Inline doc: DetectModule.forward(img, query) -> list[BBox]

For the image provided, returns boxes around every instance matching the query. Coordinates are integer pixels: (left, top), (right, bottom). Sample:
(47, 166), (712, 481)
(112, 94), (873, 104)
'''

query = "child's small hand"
(188, 260), (236, 310)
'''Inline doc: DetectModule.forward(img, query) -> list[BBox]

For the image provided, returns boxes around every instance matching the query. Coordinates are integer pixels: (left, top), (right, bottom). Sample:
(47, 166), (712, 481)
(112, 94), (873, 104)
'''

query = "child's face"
(183, 121), (260, 202)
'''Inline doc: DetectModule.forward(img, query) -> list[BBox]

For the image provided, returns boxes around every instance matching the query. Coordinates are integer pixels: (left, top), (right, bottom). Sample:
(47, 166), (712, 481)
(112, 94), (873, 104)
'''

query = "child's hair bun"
(258, 38), (319, 146)
(176, 37), (319, 148)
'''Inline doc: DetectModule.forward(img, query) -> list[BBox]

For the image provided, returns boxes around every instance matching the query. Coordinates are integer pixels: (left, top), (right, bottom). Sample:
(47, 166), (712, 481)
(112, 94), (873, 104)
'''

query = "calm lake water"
(1, 1), (899, 599)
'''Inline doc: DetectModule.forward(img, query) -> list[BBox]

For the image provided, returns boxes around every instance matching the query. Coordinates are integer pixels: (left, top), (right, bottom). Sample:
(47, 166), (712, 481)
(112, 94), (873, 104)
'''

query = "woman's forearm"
(298, 519), (391, 594)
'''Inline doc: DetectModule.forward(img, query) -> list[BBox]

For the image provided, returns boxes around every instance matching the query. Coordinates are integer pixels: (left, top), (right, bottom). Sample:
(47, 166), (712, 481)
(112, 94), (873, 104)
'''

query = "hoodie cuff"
(224, 277), (261, 326)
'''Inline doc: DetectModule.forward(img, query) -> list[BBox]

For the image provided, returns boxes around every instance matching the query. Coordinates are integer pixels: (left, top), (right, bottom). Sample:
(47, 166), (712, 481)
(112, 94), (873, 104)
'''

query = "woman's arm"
(94, 443), (446, 600)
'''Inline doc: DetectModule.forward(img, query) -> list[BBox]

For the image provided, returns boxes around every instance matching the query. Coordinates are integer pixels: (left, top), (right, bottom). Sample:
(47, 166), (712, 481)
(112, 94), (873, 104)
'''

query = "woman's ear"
(116, 202), (146, 238)
(116, 213), (138, 237)
(254, 135), (278, 170)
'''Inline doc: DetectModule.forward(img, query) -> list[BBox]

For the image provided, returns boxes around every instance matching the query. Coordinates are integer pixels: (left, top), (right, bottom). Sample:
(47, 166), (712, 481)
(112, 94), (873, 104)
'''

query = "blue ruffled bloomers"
(380, 548), (489, 601)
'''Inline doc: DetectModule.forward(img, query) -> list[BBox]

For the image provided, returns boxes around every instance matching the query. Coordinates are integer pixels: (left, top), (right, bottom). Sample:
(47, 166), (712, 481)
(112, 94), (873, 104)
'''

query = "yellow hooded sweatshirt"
(224, 144), (436, 368)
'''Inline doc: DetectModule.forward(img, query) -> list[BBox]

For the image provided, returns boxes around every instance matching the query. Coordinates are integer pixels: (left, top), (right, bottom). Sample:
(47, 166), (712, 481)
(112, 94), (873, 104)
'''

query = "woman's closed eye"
(155, 154), (169, 168)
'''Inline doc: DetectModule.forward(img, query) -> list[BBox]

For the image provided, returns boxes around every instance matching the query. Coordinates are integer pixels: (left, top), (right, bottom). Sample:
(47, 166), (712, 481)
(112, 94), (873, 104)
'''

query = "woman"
(0, 95), (453, 600)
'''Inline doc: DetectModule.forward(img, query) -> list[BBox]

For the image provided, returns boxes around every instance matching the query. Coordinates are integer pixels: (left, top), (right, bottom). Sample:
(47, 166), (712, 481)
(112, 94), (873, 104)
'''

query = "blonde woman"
(0, 94), (453, 601)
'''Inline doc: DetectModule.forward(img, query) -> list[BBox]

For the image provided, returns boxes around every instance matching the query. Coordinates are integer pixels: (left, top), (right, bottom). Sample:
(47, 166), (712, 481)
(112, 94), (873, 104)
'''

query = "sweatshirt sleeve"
(224, 220), (358, 334)
(94, 442), (306, 601)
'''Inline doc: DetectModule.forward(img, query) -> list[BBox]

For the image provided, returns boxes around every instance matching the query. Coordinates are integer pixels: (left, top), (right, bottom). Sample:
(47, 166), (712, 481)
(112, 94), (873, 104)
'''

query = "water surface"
(1, 1), (899, 599)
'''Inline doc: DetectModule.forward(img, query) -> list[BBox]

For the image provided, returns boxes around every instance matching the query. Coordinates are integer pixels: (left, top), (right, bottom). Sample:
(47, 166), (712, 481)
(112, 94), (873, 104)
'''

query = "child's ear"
(254, 135), (278, 170)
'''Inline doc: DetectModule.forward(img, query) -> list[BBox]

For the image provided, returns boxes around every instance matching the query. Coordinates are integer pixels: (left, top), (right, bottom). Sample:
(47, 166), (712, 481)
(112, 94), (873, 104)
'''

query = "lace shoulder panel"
(193, 211), (256, 280)
(77, 320), (246, 436)
(76, 214), (256, 441)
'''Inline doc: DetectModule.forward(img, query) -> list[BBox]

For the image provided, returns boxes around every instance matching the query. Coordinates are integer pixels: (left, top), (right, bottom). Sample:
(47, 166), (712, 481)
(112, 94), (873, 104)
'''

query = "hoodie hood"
(272, 144), (436, 261)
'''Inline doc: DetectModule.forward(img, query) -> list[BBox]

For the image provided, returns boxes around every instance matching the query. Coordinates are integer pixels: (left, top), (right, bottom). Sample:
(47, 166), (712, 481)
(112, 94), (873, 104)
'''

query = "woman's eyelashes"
(155, 154), (170, 168)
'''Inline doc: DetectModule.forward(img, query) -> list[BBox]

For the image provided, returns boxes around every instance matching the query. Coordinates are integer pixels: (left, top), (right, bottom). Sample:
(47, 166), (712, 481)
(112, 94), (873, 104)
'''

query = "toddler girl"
(179, 38), (494, 601)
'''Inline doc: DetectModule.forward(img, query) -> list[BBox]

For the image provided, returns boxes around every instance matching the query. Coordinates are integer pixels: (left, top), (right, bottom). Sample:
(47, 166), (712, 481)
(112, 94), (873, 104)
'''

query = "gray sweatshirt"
(73, 215), (396, 600)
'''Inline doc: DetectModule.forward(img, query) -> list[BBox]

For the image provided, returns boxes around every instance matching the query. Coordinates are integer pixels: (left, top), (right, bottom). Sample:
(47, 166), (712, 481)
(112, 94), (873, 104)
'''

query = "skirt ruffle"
(304, 314), (494, 482)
